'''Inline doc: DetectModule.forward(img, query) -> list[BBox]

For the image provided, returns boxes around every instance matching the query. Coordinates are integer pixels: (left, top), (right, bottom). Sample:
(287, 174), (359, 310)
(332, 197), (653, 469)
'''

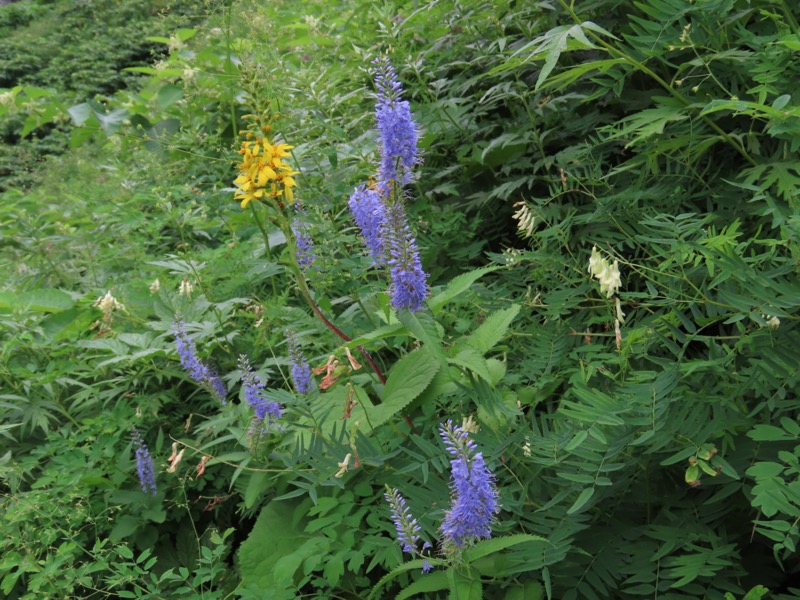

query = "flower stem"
(249, 203), (279, 298)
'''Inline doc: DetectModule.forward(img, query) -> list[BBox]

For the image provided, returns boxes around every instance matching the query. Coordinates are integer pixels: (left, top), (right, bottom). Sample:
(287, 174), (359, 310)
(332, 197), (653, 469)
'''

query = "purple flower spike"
(238, 355), (282, 426)
(172, 320), (209, 383)
(132, 428), (157, 495)
(373, 57), (420, 196)
(384, 201), (428, 312)
(349, 186), (386, 263)
(172, 320), (227, 403)
(292, 219), (316, 269)
(287, 334), (312, 394)
(439, 420), (499, 550)
(385, 486), (422, 555)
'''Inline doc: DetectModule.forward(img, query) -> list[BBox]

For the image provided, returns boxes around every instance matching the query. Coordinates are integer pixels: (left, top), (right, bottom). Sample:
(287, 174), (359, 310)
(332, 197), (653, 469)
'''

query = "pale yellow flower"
(93, 291), (125, 315)
(334, 453), (352, 478)
(588, 246), (621, 298)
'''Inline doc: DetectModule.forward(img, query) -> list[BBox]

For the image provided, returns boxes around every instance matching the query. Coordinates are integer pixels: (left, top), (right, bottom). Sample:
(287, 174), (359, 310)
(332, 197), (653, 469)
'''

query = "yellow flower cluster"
(234, 137), (298, 209)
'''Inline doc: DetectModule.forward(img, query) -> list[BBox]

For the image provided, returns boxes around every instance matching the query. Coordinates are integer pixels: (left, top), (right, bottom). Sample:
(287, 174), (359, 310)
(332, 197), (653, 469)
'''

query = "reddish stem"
(302, 286), (387, 385)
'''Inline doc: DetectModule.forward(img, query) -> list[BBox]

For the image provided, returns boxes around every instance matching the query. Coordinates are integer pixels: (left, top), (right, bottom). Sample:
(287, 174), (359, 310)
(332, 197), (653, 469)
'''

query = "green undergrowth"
(1, 0), (799, 598)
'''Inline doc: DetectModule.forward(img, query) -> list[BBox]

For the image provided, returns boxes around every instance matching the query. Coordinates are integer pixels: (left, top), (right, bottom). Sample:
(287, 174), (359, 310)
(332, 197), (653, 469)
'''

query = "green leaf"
(463, 534), (548, 563)
(367, 558), (447, 600)
(244, 471), (270, 509)
(397, 309), (447, 366)
(17, 289), (75, 313)
(743, 585), (770, 600)
(567, 487), (595, 514)
(503, 581), (545, 600)
(466, 304), (520, 354)
(396, 570), (450, 600)
(345, 323), (406, 347)
(428, 266), (501, 314)
(449, 347), (494, 385)
(238, 499), (311, 591)
(748, 424), (796, 441)
(157, 84), (183, 109)
(370, 348), (440, 427)
(448, 569), (482, 600)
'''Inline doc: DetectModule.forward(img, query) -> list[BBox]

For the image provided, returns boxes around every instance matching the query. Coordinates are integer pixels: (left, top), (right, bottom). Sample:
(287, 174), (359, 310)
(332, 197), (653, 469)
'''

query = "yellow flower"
(233, 136), (297, 209)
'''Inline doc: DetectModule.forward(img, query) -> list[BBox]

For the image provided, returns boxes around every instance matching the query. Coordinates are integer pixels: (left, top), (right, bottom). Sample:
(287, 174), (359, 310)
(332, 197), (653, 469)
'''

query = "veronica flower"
(287, 333), (312, 394)
(292, 203), (317, 270)
(206, 366), (228, 405)
(439, 420), (499, 550)
(385, 486), (422, 554)
(172, 320), (227, 403)
(384, 201), (428, 312)
(132, 428), (157, 495)
(348, 186), (386, 263)
(373, 57), (419, 196)
(173, 320), (208, 380)
(238, 355), (282, 426)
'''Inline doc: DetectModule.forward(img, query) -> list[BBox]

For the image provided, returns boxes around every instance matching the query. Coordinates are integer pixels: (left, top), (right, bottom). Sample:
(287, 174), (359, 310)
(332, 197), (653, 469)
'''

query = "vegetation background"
(1, 0), (799, 598)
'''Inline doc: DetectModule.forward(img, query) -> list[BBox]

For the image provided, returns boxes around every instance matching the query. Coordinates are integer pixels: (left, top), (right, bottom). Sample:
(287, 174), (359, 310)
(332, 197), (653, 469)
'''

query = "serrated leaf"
(370, 348), (440, 427)
(244, 471), (270, 509)
(449, 347), (494, 385)
(463, 534), (548, 563)
(396, 570), (450, 600)
(397, 309), (447, 366)
(367, 558), (448, 600)
(428, 266), (501, 313)
(448, 569), (482, 600)
(238, 499), (311, 591)
(466, 304), (520, 354)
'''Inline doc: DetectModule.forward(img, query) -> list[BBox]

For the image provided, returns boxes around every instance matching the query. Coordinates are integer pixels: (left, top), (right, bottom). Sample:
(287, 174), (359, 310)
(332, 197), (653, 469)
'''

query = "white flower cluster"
(93, 291), (125, 316)
(512, 202), (536, 238)
(588, 245), (621, 298)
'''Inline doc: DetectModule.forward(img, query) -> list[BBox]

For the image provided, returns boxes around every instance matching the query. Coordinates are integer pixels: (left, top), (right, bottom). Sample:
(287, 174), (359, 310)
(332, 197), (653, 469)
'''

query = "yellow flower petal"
(274, 143), (293, 157)
(256, 165), (277, 186)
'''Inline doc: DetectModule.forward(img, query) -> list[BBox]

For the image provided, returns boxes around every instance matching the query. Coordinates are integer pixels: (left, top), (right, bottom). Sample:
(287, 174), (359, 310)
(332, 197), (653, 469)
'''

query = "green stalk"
(249, 203), (278, 298)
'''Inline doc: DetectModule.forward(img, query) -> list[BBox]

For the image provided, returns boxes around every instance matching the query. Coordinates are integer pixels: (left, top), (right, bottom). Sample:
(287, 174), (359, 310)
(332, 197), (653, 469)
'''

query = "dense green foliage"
(1, 0), (799, 598)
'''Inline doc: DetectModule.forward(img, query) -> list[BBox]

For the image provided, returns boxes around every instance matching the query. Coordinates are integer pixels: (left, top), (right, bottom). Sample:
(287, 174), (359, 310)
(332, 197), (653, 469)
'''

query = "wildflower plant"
(172, 320), (227, 403)
(238, 354), (282, 429)
(287, 333), (312, 394)
(348, 57), (429, 312)
(131, 428), (157, 496)
(439, 420), (499, 551)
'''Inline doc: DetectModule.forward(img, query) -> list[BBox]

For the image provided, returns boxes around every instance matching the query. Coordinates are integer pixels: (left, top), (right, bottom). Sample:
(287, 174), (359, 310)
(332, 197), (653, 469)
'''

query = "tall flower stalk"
(132, 428), (157, 495)
(238, 355), (282, 428)
(349, 57), (429, 312)
(172, 320), (227, 403)
(234, 103), (388, 386)
(385, 485), (433, 572)
(439, 420), (499, 551)
(287, 333), (312, 393)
